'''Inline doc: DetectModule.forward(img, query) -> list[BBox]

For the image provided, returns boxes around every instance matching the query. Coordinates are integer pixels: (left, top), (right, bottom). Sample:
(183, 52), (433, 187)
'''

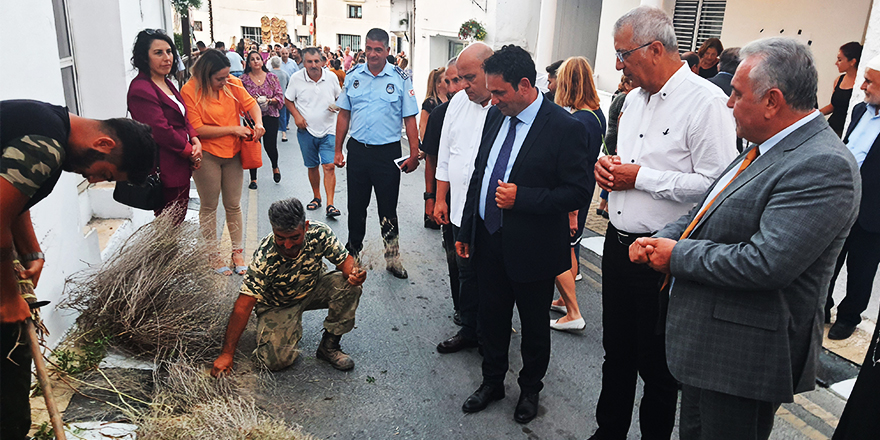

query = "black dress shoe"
(828, 321), (858, 340)
(437, 332), (479, 353)
(453, 310), (462, 326)
(462, 384), (504, 413)
(514, 391), (539, 424)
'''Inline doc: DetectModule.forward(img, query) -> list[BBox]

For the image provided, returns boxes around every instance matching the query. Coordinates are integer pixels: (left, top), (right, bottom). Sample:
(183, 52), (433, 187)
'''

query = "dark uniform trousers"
(474, 219), (554, 394)
(596, 222), (678, 440)
(825, 221), (880, 326)
(0, 322), (32, 439)
(345, 138), (402, 253)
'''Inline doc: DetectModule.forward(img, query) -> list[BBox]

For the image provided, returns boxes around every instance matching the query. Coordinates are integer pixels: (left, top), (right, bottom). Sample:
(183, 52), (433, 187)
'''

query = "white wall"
(551, 0), (604, 67)
(720, 0), (872, 113)
(316, 0), (391, 50)
(0, 0), (102, 347)
(592, 0), (641, 94)
(191, 0), (299, 49)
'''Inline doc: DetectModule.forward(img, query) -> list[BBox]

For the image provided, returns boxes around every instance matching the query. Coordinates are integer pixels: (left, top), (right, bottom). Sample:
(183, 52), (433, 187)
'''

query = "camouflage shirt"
(241, 221), (349, 307)
(1, 135), (66, 200)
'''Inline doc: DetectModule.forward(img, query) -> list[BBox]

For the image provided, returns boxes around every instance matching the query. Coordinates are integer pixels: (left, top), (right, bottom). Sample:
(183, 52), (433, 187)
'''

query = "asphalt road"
(222, 130), (852, 440)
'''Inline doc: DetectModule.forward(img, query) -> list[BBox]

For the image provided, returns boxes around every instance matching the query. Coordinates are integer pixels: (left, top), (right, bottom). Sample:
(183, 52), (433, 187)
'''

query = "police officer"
(335, 28), (420, 279)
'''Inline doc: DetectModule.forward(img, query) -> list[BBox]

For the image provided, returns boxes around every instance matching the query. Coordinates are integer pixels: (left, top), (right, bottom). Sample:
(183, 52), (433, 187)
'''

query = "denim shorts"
(297, 129), (335, 168)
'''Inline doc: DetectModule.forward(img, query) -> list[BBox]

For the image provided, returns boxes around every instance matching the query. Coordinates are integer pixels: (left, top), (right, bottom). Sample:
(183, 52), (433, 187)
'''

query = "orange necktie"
(660, 145), (760, 291)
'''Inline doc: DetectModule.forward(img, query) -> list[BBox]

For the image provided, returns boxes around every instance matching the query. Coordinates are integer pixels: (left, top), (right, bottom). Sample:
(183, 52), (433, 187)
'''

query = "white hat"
(865, 53), (880, 72)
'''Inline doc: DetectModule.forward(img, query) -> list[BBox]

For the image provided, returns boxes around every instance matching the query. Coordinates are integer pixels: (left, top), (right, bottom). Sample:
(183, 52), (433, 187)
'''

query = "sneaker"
(574, 273), (583, 281)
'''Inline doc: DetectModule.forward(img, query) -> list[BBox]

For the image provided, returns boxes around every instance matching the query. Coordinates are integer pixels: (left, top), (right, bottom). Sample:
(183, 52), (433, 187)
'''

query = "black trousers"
(825, 222), (880, 326)
(595, 222), (678, 440)
(833, 308), (880, 439)
(442, 223), (460, 310)
(0, 322), (32, 439)
(345, 139), (402, 252)
(680, 385), (779, 440)
(474, 220), (554, 394)
(249, 116), (280, 181)
(452, 224), (479, 341)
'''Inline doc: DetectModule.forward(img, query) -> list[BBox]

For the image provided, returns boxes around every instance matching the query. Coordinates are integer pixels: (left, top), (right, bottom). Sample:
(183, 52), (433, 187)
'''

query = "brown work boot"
(316, 330), (355, 370)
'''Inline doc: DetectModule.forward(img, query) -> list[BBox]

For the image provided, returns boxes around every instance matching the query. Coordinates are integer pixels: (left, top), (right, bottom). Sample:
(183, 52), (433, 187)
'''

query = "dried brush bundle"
(60, 209), (234, 362)
(132, 358), (315, 440)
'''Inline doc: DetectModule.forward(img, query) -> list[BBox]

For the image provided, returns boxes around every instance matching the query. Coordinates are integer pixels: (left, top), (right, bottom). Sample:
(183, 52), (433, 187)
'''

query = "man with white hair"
(591, 6), (737, 439)
(824, 54), (880, 341)
(269, 56), (291, 142)
(630, 37), (860, 439)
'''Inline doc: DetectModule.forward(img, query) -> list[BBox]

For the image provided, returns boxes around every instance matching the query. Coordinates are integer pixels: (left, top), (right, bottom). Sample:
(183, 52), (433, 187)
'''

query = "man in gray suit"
(630, 37), (861, 439)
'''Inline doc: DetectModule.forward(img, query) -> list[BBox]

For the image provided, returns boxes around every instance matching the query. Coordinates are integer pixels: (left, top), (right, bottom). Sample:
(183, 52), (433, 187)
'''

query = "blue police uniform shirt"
(336, 61), (419, 145)
(479, 93), (544, 219)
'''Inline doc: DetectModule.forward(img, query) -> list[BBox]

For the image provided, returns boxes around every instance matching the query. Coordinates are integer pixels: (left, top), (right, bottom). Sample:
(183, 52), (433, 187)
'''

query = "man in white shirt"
(433, 43), (494, 354)
(280, 47), (299, 77)
(216, 42), (244, 77)
(285, 47), (343, 218)
(589, 6), (737, 440)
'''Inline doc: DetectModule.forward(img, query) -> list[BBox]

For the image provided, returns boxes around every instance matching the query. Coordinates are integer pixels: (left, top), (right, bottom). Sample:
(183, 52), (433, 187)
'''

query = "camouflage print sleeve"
(314, 222), (349, 267)
(0, 135), (66, 198)
(240, 235), (273, 302)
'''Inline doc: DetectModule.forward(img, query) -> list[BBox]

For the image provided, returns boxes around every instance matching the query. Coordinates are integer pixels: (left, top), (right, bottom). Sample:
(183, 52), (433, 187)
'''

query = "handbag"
(113, 170), (164, 210)
(114, 103), (165, 210)
(239, 110), (263, 170)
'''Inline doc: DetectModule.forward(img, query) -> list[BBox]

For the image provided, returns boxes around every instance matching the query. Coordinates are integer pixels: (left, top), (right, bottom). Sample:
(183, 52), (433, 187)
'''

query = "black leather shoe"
(453, 310), (462, 326)
(462, 384), (504, 413)
(828, 321), (858, 340)
(513, 391), (539, 424)
(437, 332), (479, 354)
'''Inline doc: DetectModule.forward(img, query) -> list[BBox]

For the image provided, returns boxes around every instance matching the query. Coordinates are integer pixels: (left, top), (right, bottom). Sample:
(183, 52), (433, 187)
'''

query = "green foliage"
(174, 33), (184, 52)
(365, 376), (376, 384)
(52, 335), (112, 376)
(459, 19), (487, 41)
(33, 422), (53, 440)
(170, 0), (202, 15)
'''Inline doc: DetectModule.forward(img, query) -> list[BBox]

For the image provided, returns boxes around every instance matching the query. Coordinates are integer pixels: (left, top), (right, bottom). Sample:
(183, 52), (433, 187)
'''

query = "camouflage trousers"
(253, 271), (362, 370)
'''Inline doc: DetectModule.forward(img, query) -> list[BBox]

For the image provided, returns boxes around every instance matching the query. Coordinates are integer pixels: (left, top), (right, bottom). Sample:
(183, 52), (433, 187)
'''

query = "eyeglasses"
(144, 28), (166, 36)
(615, 42), (652, 63)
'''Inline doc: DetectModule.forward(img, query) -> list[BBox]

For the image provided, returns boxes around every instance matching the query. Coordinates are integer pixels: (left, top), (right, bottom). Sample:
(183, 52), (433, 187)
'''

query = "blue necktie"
(483, 116), (520, 234)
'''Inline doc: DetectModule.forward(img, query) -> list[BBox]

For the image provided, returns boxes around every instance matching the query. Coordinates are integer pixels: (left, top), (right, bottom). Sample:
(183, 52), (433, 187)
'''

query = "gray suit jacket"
(657, 115), (861, 403)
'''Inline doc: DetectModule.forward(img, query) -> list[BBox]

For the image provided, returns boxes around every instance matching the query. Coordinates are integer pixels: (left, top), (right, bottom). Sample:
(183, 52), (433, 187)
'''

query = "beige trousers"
(191, 151), (244, 250)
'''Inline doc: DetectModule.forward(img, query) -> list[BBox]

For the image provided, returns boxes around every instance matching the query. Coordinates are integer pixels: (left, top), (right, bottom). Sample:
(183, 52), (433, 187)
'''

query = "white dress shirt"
(845, 103), (880, 168)
(284, 68), (341, 138)
(479, 93), (544, 220)
(436, 91), (493, 226)
(609, 63), (737, 233)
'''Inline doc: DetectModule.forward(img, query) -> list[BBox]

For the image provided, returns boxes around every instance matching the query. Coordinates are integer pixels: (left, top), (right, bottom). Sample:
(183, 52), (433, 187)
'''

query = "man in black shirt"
(1, 99), (156, 437)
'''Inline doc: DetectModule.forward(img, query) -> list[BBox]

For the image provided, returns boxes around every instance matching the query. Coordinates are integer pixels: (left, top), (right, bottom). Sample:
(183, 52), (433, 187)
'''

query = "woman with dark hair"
(549, 56), (606, 332)
(181, 49), (264, 275)
(697, 37), (724, 79)
(127, 28), (202, 225)
(418, 66), (448, 230)
(821, 41), (863, 137)
(242, 50), (284, 188)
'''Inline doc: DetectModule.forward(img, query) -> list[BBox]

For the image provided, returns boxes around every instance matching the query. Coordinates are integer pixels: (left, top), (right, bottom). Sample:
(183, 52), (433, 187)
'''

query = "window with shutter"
(673, 0), (727, 53)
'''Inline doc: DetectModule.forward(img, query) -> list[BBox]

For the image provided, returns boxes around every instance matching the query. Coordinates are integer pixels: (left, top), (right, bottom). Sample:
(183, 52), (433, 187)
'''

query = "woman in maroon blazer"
(127, 29), (202, 224)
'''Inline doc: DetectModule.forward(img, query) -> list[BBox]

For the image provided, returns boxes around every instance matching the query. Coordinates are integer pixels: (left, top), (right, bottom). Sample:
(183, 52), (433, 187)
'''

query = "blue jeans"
(278, 107), (289, 133)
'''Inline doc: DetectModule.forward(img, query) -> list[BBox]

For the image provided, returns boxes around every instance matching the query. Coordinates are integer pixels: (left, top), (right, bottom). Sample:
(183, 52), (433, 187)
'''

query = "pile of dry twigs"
(61, 211), (231, 362)
(56, 210), (315, 439)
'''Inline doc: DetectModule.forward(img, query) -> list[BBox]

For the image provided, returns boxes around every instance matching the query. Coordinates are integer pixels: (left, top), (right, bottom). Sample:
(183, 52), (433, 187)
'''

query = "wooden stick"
(26, 318), (67, 440)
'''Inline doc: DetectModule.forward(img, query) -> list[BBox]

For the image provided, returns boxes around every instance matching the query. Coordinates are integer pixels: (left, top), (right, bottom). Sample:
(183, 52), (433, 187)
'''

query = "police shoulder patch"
(394, 65), (409, 80)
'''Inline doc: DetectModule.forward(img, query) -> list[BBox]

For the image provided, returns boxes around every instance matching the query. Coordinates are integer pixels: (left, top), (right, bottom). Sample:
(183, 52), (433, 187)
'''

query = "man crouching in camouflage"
(212, 197), (366, 375)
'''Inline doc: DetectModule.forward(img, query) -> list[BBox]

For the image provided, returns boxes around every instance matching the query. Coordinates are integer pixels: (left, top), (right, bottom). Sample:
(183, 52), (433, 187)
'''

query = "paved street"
(214, 131), (858, 439)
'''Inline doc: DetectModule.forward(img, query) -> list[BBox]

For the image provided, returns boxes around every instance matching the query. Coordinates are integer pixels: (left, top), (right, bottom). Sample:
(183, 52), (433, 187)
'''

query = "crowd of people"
(2, 5), (880, 439)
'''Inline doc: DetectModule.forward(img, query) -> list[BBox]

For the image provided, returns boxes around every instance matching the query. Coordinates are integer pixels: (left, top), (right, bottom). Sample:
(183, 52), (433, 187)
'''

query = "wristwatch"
(423, 192), (435, 200)
(21, 252), (45, 262)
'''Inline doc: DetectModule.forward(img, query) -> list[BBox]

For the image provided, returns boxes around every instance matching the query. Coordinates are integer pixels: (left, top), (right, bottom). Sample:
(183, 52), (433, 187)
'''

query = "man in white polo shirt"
(285, 47), (343, 218)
